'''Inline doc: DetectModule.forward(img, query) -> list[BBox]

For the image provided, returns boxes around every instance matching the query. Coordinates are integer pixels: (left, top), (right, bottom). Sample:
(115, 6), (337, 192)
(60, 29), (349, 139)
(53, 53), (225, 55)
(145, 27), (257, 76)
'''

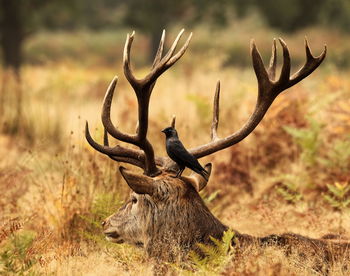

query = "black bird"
(161, 127), (209, 180)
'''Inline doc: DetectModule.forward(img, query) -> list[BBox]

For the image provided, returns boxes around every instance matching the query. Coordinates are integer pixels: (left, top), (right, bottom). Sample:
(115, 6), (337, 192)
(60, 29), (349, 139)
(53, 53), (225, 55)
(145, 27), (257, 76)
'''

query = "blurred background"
(1, 0), (350, 72)
(0, 1), (350, 275)
(0, 0), (349, 140)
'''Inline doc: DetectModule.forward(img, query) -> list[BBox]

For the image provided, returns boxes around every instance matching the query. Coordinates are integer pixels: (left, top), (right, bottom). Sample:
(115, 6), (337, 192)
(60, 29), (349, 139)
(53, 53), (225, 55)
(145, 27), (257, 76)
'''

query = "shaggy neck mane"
(145, 181), (228, 260)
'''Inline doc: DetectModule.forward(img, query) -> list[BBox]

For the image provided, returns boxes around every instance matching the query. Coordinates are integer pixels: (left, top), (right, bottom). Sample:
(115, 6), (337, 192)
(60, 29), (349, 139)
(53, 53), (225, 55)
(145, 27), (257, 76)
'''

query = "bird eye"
(131, 197), (137, 204)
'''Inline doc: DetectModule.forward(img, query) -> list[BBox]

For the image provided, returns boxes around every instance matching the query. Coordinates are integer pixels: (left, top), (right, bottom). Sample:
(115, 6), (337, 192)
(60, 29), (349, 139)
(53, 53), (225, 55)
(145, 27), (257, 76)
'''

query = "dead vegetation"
(0, 26), (349, 275)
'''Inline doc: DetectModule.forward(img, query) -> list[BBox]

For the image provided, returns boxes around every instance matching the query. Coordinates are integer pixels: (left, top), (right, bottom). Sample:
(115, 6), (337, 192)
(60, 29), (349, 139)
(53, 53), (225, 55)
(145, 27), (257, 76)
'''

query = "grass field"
(0, 23), (350, 275)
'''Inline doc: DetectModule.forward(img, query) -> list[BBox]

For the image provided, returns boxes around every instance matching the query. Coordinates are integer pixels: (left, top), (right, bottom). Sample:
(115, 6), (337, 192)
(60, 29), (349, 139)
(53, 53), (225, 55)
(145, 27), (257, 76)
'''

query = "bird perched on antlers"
(161, 126), (209, 180)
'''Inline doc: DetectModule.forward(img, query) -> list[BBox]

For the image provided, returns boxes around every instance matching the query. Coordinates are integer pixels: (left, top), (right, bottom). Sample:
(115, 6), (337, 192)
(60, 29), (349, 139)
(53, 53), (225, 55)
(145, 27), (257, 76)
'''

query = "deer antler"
(85, 30), (192, 176)
(189, 38), (326, 158)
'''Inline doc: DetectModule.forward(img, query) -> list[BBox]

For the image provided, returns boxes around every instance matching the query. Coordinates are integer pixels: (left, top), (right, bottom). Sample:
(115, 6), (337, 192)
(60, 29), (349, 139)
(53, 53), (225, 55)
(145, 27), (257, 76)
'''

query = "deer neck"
(145, 190), (228, 260)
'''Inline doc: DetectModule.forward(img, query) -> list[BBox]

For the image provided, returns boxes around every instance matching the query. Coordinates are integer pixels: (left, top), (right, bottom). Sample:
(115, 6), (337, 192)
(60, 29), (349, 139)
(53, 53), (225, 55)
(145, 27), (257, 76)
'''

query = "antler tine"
(145, 30), (192, 84)
(189, 38), (326, 159)
(305, 37), (314, 61)
(103, 128), (109, 146)
(161, 29), (185, 64)
(166, 32), (192, 68)
(152, 30), (166, 68)
(103, 127), (147, 167)
(171, 115), (176, 128)
(267, 39), (277, 80)
(211, 81), (220, 141)
(288, 38), (327, 88)
(85, 122), (145, 168)
(101, 76), (135, 144)
(123, 31), (139, 90)
(251, 40), (270, 93)
(278, 38), (291, 85)
(85, 122), (128, 157)
(123, 29), (192, 90)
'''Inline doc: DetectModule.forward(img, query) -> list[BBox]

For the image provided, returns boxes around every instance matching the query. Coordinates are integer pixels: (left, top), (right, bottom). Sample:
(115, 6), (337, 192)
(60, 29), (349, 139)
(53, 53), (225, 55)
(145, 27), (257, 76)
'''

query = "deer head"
(85, 30), (326, 260)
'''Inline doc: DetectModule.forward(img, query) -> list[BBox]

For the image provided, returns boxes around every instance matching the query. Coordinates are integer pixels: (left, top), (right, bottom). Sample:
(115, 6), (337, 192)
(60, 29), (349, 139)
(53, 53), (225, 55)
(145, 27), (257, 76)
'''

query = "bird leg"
(171, 166), (185, 178)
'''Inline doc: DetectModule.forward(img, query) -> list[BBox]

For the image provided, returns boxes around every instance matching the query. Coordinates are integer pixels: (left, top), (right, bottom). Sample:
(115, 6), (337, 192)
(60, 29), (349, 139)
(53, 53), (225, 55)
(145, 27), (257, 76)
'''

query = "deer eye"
(131, 197), (137, 204)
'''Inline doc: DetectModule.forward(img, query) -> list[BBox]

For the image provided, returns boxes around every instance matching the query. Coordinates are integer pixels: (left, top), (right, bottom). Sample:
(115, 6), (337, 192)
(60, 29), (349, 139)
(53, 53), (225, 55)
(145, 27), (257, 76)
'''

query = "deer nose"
(101, 220), (106, 228)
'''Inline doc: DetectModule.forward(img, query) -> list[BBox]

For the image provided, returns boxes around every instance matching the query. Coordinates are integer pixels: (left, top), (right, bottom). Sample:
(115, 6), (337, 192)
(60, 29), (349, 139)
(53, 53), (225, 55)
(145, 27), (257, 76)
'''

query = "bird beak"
(161, 129), (166, 133)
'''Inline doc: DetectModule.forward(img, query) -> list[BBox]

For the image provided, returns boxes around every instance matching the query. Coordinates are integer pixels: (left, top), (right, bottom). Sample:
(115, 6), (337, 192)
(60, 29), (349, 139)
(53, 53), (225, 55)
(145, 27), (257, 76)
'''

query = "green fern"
(186, 229), (235, 275)
(80, 193), (123, 234)
(277, 187), (303, 204)
(323, 182), (350, 210)
(283, 116), (323, 167)
(0, 231), (42, 276)
(320, 137), (350, 172)
(275, 174), (303, 204)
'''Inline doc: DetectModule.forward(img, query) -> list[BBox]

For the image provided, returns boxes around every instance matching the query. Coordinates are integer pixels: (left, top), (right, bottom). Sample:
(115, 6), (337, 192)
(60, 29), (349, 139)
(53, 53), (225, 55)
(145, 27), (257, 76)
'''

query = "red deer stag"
(85, 30), (349, 270)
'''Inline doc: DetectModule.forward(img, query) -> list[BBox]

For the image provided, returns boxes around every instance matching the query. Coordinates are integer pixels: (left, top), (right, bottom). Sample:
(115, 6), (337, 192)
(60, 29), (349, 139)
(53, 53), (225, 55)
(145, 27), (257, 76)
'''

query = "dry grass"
(0, 25), (350, 275)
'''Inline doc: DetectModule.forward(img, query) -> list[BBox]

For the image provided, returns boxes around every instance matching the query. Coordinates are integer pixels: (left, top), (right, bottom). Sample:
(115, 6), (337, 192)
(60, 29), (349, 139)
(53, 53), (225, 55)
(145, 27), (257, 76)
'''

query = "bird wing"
(167, 139), (205, 173)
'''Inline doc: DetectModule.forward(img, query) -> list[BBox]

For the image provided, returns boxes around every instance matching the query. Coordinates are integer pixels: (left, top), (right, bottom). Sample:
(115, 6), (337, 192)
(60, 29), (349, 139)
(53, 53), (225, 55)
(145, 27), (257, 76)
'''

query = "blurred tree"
(0, 1), (23, 74)
(253, 0), (322, 32)
(72, 0), (123, 29)
(123, 0), (192, 59)
(319, 0), (350, 32)
(0, 0), (27, 132)
(0, 0), (78, 133)
(234, 0), (350, 33)
(0, 0), (127, 72)
(123, 0), (233, 60)
(1, 0), (350, 71)
(0, 0), (81, 73)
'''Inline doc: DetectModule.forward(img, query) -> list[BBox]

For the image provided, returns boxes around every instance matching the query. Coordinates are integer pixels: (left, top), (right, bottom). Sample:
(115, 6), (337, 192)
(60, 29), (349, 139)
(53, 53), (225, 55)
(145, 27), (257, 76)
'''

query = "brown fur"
(103, 173), (227, 261)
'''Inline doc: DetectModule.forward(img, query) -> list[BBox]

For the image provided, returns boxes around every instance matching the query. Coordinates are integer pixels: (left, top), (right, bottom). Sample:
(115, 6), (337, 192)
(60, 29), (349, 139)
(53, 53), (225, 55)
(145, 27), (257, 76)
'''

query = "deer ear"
(182, 163), (212, 192)
(119, 167), (157, 195)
